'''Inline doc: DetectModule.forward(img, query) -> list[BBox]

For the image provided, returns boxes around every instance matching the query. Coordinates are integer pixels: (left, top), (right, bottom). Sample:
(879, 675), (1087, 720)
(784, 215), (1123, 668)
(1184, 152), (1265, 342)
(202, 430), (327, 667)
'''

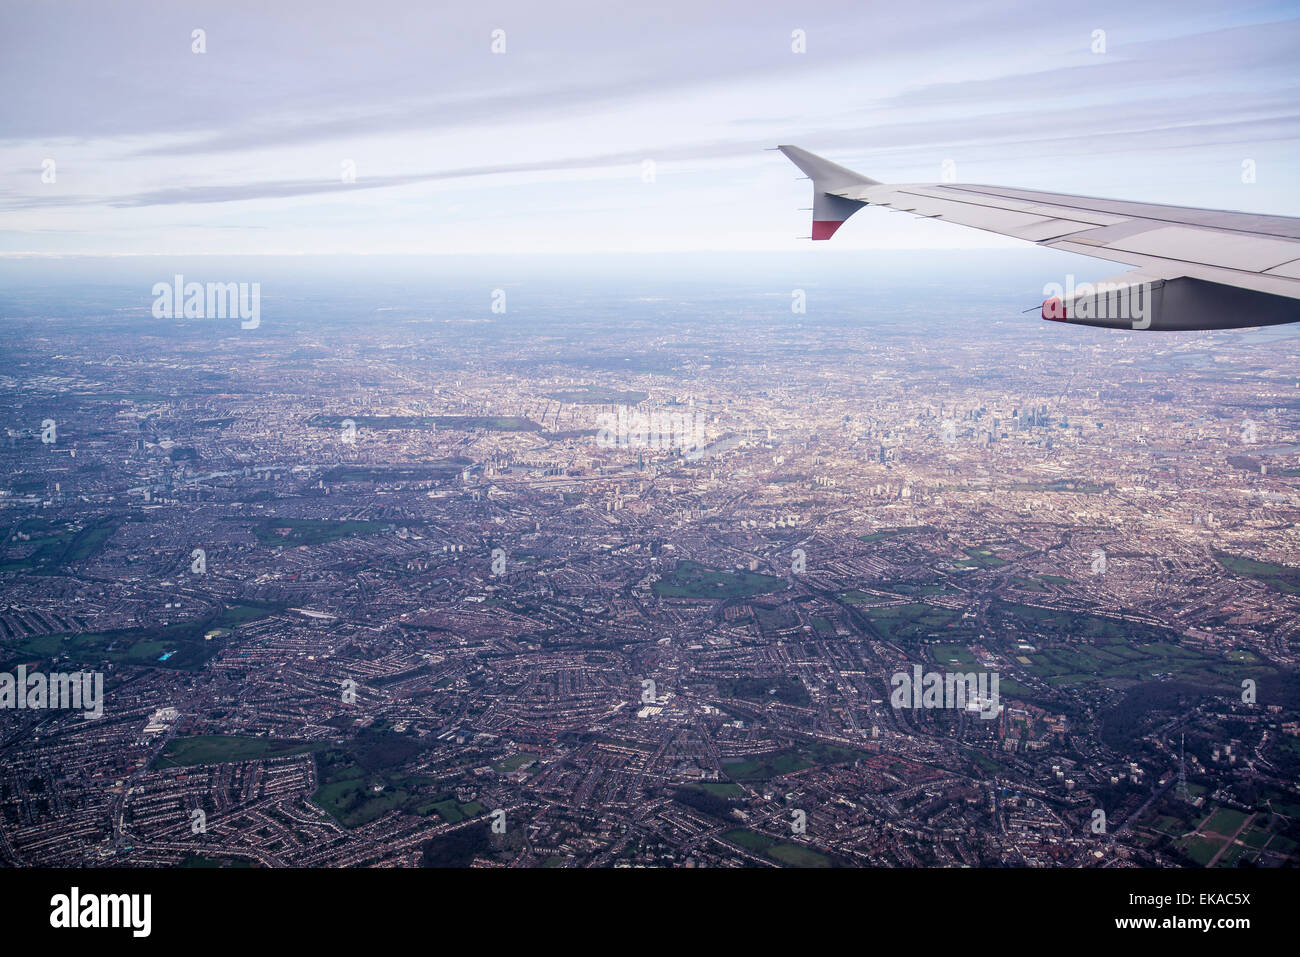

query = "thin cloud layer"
(2, 0), (1298, 255)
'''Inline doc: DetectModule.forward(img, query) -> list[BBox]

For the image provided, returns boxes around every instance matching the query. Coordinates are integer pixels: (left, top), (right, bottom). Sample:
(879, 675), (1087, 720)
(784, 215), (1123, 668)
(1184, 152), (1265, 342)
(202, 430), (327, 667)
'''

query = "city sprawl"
(2, 276), (1298, 869)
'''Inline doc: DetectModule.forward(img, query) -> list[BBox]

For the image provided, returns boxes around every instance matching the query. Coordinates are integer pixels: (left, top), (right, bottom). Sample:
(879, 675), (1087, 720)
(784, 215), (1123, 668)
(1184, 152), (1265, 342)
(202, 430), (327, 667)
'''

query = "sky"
(2, 0), (1299, 258)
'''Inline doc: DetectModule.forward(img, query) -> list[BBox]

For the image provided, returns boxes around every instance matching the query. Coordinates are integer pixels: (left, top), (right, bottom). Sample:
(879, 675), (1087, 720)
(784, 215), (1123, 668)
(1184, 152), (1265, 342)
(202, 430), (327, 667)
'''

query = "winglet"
(777, 145), (879, 240)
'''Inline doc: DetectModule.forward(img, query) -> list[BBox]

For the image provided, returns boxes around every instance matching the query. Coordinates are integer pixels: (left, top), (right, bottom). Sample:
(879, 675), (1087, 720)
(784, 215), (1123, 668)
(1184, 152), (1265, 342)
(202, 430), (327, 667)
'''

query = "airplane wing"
(778, 145), (1300, 331)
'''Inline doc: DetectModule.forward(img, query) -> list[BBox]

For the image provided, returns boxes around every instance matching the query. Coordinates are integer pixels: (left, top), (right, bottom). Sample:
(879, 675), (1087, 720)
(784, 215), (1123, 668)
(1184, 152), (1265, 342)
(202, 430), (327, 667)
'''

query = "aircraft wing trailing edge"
(778, 144), (1300, 331)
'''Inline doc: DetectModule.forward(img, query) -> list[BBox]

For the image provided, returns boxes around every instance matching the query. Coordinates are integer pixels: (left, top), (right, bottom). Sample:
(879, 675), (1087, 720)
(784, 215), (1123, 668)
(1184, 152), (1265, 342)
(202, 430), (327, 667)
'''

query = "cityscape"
(3, 1), (1299, 911)
(2, 266), (1297, 869)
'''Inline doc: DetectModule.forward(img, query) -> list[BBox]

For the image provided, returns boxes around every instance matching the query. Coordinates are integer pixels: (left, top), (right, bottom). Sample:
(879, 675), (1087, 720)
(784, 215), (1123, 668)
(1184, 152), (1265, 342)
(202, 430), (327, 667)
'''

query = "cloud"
(3, 0), (1297, 255)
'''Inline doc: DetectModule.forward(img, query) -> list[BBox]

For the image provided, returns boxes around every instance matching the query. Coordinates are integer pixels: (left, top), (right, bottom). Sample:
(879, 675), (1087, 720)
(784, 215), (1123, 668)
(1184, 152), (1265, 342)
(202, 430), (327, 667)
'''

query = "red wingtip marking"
(1041, 297), (1068, 321)
(811, 220), (844, 241)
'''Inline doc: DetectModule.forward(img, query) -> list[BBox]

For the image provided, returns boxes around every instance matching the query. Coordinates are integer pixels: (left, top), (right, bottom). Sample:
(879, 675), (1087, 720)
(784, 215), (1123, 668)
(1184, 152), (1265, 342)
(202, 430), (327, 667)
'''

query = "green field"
(861, 603), (963, 644)
(158, 735), (325, 769)
(933, 644), (977, 667)
(252, 518), (389, 546)
(1013, 633), (1256, 688)
(955, 547), (1008, 569)
(722, 752), (811, 780)
(985, 602), (1243, 689)
(308, 730), (446, 828)
(766, 843), (832, 867)
(494, 752), (539, 772)
(426, 799), (485, 824)
(721, 829), (831, 867)
(653, 560), (785, 600)
(1172, 806), (1260, 866)
(991, 601), (1136, 641)
(1215, 551), (1300, 595)
(16, 602), (281, 671)
(998, 677), (1032, 697)
(313, 775), (418, 828)
(1177, 835), (1220, 865)
(0, 517), (118, 572)
(1204, 807), (1249, 836)
(723, 828), (774, 851)
(722, 743), (867, 782)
